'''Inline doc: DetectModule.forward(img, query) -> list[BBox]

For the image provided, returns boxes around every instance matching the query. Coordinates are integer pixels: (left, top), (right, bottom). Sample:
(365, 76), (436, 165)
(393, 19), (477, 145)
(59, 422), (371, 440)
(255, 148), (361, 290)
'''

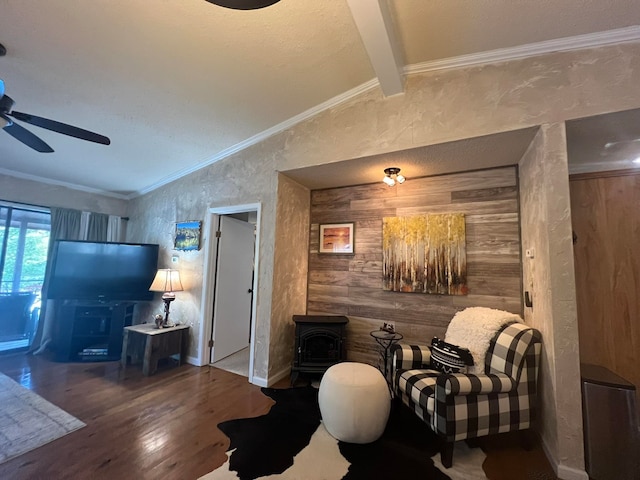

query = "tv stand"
(54, 300), (135, 362)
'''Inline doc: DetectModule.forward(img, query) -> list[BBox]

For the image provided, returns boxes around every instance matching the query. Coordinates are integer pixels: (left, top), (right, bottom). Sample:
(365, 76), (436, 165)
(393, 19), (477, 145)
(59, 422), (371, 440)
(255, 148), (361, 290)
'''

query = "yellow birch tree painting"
(383, 213), (467, 295)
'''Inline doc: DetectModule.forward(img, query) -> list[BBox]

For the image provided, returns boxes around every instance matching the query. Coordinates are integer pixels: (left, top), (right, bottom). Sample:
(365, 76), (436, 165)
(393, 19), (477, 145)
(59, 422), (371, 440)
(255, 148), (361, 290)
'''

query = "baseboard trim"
(185, 355), (201, 366)
(251, 375), (268, 387)
(556, 465), (589, 480)
(251, 367), (291, 387)
(541, 436), (589, 480)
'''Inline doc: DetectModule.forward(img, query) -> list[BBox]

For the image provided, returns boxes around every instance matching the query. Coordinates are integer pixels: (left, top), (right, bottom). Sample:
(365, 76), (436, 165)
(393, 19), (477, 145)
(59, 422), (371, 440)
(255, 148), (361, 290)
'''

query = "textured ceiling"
(0, 0), (639, 198)
(391, 0), (640, 64)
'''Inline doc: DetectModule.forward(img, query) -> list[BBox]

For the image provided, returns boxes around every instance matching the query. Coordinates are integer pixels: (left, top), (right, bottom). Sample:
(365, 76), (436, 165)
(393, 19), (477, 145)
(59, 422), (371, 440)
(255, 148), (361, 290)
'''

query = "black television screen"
(48, 240), (159, 301)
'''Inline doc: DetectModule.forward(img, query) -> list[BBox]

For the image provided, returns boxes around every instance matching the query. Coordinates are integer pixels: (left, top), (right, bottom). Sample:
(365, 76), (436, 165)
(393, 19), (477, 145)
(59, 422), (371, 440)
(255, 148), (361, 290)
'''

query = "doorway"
(200, 204), (260, 383)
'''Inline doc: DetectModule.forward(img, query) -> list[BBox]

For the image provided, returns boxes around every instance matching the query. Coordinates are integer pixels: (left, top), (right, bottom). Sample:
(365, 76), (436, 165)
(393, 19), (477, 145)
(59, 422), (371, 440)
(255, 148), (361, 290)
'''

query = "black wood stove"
(291, 315), (348, 385)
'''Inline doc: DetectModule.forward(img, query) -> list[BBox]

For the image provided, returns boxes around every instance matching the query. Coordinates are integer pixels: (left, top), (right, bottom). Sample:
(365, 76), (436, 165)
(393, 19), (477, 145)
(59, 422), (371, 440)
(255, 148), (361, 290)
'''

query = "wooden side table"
(121, 323), (189, 376)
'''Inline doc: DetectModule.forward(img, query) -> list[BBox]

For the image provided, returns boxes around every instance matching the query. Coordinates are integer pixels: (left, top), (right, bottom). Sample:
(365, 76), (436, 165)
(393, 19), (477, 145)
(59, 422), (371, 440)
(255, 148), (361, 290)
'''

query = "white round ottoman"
(318, 362), (390, 444)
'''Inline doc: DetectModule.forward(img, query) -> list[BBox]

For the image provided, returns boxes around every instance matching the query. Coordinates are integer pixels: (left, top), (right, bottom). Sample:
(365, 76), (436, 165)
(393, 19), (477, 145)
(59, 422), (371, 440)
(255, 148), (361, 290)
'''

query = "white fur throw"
(444, 307), (522, 374)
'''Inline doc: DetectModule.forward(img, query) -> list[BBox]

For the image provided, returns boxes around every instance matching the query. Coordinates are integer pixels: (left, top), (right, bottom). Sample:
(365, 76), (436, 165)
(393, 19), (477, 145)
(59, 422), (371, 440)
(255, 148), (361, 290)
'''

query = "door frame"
(198, 203), (261, 384)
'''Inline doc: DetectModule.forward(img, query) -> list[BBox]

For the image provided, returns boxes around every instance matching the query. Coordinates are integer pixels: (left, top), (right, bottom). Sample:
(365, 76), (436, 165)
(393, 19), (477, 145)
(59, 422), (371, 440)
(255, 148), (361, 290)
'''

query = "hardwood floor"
(0, 353), (558, 480)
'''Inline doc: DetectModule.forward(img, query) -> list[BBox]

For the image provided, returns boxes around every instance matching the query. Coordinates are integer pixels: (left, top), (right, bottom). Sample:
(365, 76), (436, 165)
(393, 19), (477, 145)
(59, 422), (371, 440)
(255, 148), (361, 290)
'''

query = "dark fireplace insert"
(291, 315), (348, 385)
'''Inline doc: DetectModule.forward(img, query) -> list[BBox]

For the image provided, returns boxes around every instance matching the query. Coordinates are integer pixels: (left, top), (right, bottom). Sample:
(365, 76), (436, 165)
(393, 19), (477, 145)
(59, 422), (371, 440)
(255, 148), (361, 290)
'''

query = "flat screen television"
(47, 240), (159, 302)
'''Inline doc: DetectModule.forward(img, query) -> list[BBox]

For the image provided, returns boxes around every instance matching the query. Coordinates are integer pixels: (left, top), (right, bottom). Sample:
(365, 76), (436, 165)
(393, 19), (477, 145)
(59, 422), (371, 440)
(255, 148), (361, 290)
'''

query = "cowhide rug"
(200, 386), (487, 480)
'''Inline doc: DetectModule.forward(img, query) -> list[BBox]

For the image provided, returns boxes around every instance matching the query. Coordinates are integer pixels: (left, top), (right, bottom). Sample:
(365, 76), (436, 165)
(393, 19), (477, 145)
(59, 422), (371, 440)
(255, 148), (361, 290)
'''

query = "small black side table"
(370, 330), (403, 384)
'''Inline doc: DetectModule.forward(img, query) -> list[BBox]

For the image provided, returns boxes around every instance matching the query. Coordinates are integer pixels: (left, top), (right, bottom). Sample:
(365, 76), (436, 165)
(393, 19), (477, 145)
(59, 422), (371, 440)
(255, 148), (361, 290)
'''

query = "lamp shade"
(149, 269), (183, 293)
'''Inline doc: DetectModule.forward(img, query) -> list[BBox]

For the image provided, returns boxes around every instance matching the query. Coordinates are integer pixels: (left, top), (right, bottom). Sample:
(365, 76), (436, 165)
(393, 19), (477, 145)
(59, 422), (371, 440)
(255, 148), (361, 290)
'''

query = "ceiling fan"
(205, 0), (280, 9)
(0, 79), (110, 153)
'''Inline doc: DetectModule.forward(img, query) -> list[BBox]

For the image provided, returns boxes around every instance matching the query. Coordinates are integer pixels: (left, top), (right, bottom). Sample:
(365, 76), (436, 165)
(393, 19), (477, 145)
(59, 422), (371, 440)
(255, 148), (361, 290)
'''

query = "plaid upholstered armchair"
(390, 308), (542, 468)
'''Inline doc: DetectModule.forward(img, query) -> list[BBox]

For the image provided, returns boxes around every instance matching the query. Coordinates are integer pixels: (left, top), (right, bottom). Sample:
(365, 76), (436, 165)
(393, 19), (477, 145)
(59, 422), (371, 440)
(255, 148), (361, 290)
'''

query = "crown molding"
(405, 26), (640, 75)
(0, 167), (130, 200)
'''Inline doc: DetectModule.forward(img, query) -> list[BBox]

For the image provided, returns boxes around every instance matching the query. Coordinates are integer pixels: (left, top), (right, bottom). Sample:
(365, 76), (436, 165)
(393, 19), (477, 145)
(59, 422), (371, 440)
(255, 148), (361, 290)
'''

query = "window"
(0, 203), (51, 352)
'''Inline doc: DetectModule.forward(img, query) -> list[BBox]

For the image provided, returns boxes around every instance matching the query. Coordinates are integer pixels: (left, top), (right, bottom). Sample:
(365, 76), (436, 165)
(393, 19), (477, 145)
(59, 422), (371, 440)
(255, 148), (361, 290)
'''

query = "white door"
(211, 216), (255, 363)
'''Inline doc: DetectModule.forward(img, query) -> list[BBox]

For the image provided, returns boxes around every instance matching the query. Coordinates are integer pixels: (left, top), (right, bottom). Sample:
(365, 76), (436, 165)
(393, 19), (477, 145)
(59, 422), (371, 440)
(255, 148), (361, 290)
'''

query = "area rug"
(200, 386), (487, 480)
(0, 372), (86, 464)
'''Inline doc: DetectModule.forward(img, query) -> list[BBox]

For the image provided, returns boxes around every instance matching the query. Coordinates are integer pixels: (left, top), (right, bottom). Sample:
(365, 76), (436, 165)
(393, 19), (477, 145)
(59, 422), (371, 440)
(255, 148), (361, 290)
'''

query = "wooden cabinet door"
(570, 172), (640, 396)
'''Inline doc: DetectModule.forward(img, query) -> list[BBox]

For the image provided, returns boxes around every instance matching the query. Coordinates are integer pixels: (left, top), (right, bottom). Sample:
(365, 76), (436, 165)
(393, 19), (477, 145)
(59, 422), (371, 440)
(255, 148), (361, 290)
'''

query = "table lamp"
(149, 269), (183, 327)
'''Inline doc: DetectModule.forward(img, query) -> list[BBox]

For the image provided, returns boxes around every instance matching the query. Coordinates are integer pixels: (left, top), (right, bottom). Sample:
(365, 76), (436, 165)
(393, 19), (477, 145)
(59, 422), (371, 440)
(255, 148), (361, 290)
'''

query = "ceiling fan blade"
(3, 119), (54, 153)
(8, 111), (111, 145)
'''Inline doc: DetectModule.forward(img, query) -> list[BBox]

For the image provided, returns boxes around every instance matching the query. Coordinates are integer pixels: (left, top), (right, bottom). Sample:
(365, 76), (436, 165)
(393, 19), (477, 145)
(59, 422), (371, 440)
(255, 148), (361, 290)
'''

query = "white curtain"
(107, 215), (123, 242)
(80, 211), (115, 241)
(87, 213), (109, 241)
(80, 211), (91, 240)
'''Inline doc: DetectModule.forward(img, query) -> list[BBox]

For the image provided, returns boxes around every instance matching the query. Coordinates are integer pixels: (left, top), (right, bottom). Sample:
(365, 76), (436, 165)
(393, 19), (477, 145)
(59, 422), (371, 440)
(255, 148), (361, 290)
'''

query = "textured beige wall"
(0, 173), (128, 216)
(520, 127), (559, 464)
(127, 137), (280, 379)
(519, 124), (585, 478)
(269, 174), (310, 379)
(276, 42), (640, 171)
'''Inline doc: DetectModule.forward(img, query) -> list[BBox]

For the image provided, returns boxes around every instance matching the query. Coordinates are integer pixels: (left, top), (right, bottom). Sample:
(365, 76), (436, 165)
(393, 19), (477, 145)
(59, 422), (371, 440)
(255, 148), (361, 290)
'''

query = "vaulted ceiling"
(0, 1), (639, 198)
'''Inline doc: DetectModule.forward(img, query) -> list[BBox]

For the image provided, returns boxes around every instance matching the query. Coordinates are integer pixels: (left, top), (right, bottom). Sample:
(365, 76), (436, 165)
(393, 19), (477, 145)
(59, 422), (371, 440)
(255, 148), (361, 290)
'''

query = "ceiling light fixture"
(383, 167), (405, 187)
(205, 0), (280, 10)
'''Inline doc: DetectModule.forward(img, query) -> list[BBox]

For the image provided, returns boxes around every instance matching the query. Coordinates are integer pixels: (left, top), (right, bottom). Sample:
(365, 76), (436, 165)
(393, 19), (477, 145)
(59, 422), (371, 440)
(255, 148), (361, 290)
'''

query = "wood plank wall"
(307, 166), (523, 365)
(570, 170), (640, 402)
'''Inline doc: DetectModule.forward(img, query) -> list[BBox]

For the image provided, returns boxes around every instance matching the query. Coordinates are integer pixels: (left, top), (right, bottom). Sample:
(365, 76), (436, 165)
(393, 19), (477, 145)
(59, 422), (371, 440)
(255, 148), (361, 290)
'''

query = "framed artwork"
(175, 220), (202, 251)
(383, 213), (467, 295)
(319, 223), (355, 254)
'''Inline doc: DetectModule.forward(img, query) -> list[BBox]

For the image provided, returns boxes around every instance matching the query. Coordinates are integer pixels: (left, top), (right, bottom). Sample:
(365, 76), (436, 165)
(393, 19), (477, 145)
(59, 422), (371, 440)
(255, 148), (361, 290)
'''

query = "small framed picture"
(175, 221), (202, 251)
(319, 223), (355, 254)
